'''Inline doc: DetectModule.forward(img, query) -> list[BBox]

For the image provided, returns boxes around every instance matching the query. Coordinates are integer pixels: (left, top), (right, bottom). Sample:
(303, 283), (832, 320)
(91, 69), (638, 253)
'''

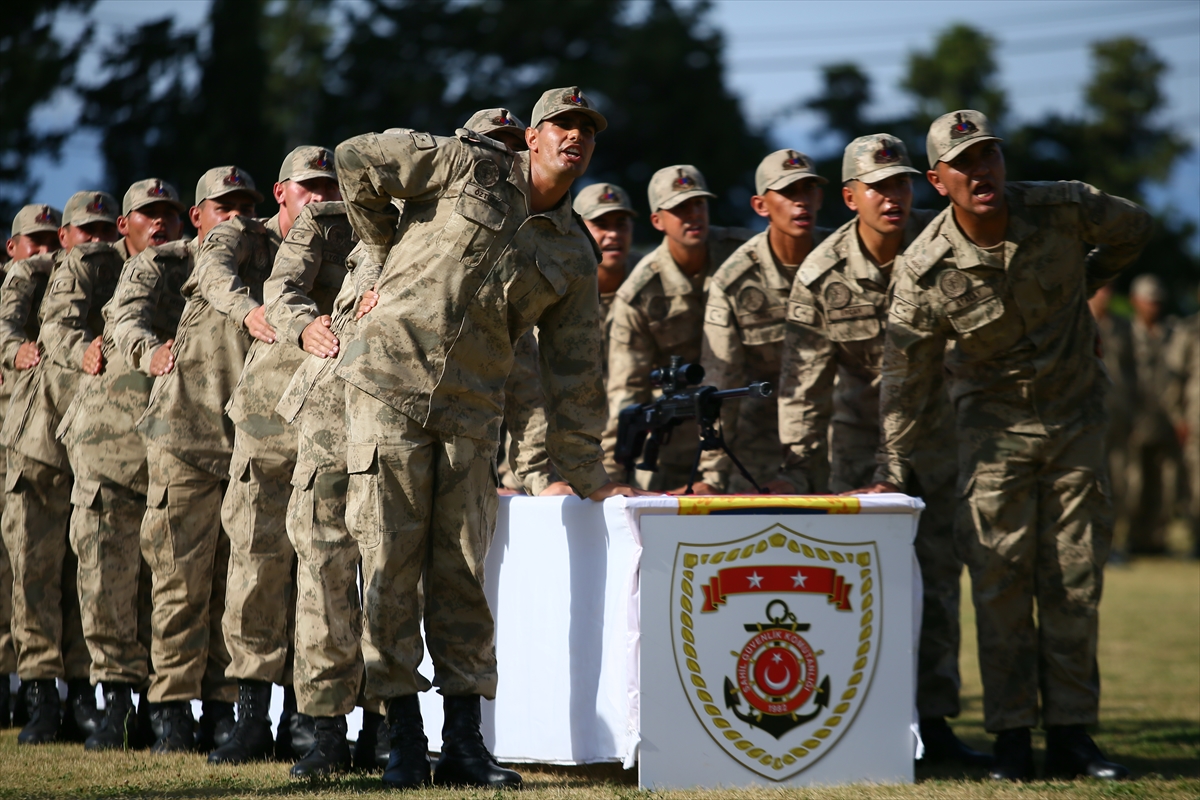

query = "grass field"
(1, 558), (1196, 799)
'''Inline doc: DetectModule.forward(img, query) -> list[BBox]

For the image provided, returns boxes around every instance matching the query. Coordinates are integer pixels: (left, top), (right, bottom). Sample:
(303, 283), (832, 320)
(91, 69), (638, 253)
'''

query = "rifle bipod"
(683, 416), (768, 495)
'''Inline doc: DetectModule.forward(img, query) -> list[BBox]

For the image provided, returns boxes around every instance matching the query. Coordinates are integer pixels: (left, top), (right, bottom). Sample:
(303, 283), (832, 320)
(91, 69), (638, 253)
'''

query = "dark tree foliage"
(0, 1), (93, 224)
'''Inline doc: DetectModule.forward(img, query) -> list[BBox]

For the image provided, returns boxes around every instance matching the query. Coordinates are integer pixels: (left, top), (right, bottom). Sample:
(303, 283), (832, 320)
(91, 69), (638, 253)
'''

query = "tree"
(806, 63), (872, 143)
(902, 24), (1007, 129)
(0, 1), (93, 224)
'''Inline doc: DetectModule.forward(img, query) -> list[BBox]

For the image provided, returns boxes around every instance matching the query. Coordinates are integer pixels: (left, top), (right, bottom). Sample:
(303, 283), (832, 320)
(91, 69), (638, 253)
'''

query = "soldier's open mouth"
(972, 182), (996, 202)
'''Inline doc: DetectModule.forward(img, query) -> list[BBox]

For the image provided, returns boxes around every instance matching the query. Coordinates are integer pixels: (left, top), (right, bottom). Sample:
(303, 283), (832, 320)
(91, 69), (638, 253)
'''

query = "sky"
(27, 0), (1200, 246)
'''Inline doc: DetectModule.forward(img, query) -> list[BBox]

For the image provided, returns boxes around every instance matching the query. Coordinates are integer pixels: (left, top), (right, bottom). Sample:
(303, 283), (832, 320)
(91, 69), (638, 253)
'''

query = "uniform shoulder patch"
(798, 222), (852, 287)
(705, 303), (731, 327)
(1020, 181), (1078, 206)
(889, 295), (919, 325)
(615, 253), (661, 303)
(411, 130), (437, 150)
(787, 300), (818, 326)
(900, 216), (953, 279)
(710, 245), (758, 292)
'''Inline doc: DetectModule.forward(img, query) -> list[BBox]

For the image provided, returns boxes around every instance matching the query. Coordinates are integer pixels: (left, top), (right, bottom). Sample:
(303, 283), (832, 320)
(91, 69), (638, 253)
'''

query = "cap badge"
(949, 113), (978, 140)
(672, 169), (696, 191)
(223, 167), (245, 187)
(493, 112), (516, 127)
(309, 150), (331, 170)
(873, 144), (900, 164)
(148, 180), (168, 198)
(563, 88), (585, 107)
(599, 185), (618, 203)
(34, 205), (54, 224)
(86, 193), (107, 214)
(783, 151), (808, 170)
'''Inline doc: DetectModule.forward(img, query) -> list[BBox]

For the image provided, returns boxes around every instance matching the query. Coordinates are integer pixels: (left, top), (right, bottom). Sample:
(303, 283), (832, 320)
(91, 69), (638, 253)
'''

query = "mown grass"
(0, 558), (1195, 799)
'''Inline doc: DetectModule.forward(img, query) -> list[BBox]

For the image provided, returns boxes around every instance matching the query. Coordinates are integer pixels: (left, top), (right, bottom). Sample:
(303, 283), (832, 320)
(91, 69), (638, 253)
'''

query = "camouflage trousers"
(289, 368), (363, 717)
(0, 448), (13, 674)
(832, 422), (964, 720)
(220, 430), (297, 685)
(957, 418), (1111, 732)
(1124, 429), (1181, 553)
(1, 451), (91, 680)
(140, 444), (236, 704)
(345, 383), (498, 703)
(68, 470), (154, 686)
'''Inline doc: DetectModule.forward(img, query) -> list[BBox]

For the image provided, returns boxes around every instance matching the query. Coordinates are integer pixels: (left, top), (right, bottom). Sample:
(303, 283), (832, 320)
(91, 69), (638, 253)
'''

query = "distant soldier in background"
(1165, 294), (1199, 557)
(573, 182), (638, 376)
(604, 165), (753, 489)
(1126, 274), (1181, 554)
(698, 149), (827, 494)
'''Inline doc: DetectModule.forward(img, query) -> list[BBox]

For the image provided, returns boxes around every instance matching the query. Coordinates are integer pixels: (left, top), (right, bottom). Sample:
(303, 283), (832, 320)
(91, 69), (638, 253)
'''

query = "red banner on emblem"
(700, 565), (852, 612)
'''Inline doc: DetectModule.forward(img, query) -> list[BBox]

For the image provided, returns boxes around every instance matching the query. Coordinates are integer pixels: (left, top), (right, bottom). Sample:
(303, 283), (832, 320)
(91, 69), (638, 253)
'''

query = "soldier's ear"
(5, 238), (15, 259)
(926, 168), (948, 197)
(650, 210), (667, 232)
(749, 195), (770, 220)
(117, 215), (131, 237)
(841, 184), (857, 213)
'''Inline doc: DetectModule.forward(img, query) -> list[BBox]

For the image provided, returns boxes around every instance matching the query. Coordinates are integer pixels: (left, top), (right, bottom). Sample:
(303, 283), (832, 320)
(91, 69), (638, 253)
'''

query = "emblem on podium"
(671, 524), (881, 780)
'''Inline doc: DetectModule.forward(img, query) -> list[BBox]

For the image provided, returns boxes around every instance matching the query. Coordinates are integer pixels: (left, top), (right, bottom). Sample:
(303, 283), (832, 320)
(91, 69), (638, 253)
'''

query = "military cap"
(463, 108), (527, 139)
(1130, 273), (1167, 303)
(648, 165), (715, 212)
(573, 183), (636, 221)
(530, 86), (607, 133)
(123, 178), (184, 215)
(842, 134), (920, 184)
(195, 165), (263, 204)
(10, 203), (62, 237)
(754, 149), (827, 196)
(926, 109), (1002, 166)
(63, 191), (120, 227)
(278, 146), (336, 183)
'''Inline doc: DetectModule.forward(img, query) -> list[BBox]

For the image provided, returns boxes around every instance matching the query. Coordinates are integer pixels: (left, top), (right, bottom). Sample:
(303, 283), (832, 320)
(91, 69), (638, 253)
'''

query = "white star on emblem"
(772, 652), (783, 663)
(747, 572), (764, 588)
(792, 571), (807, 588)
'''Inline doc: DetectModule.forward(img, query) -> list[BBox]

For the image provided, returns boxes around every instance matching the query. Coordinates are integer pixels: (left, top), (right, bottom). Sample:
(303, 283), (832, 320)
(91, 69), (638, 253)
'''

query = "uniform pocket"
(68, 479), (103, 569)
(826, 316), (881, 343)
(947, 293), (1006, 335)
(345, 443), (381, 550)
(436, 188), (509, 267)
(140, 482), (174, 578)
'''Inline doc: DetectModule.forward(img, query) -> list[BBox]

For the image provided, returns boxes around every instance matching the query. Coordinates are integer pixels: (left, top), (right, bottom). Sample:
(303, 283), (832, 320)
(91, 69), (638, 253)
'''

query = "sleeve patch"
(787, 300), (817, 325)
(704, 305), (731, 327)
(890, 296), (919, 324)
(609, 323), (633, 345)
(52, 277), (76, 294)
(130, 268), (157, 287)
(410, 131), (437, 150)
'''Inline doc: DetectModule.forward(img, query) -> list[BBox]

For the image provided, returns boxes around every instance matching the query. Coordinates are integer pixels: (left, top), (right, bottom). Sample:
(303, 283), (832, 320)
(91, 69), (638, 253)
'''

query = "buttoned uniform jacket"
(333, 127), (610, 498)
(0, 252), (59, 420)
(875, 181), (1153, 487)
(776, 210), (940, 491)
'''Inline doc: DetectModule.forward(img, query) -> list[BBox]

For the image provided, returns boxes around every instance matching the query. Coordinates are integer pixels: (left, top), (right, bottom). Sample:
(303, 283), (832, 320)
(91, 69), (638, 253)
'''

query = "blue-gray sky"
(29, 0), (1200, 246)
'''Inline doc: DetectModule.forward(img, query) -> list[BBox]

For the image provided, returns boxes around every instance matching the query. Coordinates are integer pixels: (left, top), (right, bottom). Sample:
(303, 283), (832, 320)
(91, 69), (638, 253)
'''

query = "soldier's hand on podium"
(762, 478), (797, 494)
(844, 481), (899, 495)
(82, 335), (104, 375)
(671, 482), (718, 495)
(539, 482), (576, 496)
(302, 315), (340, 357)
(588, 481), (657, 500)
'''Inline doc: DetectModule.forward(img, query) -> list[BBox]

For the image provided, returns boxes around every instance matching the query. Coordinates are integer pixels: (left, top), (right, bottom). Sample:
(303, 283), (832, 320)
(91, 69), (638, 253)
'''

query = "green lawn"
(1, 558), (1196, 799)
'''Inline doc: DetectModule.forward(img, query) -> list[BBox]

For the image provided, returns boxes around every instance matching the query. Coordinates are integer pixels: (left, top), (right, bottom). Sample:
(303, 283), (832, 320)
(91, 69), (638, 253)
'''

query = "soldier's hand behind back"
(588, 481), (660, 501)
(82, 335), (104, 375)
(149, 340), (176, 376)
(244, 305), (277, 343)
(302, 315), (340, 358)
(15, 341), (40, 370)
(356, 287), (379, 320)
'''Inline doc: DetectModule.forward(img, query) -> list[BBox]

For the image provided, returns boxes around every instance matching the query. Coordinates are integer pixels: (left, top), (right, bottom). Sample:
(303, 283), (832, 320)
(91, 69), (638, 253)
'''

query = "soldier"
(698, 149), (828, 493)
(210, 148), (342, 765)
(1126, 274), (1181, 554)
(134, 165), (273, 753)
(572, 182), (638, 376)
(462, 108), (528, 151)
(1, 190), (123, 745)
(776, 135), (988, 766)
(56, 179), (187, 750)
(0, 203), (64, 726)
(604, 165), (753, 490)
(864, 110), (1151, 781)
(332, 85), (647, 789)
(1165, 298), (1199, 556)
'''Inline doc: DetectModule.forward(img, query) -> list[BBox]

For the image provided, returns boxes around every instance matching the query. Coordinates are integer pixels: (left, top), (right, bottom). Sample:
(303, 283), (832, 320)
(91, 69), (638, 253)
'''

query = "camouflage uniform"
(59, 228), (192, 688)
(1092, 310), (1138, 531)
(877, 165), (1152, 730)
(604, 166), (752, 488)
(137, 170), (279, 704)
(221, 196), (349, 687)
(1, 229), (127, 683)
(333, 116), (611, 704)
(1165, 312), (1199, 546)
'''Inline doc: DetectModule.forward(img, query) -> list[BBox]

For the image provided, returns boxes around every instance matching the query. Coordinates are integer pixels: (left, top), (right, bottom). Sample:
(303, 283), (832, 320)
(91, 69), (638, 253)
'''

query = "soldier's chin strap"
(685, 416), (767, 495)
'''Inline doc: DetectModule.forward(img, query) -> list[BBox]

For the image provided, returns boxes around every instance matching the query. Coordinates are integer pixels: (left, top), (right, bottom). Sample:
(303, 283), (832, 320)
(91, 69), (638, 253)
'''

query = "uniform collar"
(844, 226), (885, 286)
(940, 189), (1037, 270)
(114, 238), (131, 262)
(651, 239), (702, 297)
(508, 152), (572, 234)
(265, 213), (283, 239)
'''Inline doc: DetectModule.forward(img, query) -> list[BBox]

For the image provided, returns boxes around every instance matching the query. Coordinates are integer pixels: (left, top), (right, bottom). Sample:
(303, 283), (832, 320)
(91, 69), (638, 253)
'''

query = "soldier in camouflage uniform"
(135, 166), (276, 754)
(332, 86), (646, 790)
(0, 204), (64, 726)
(210, 148), (344, 766)
(698, 149), (828, 494)
(56, 179), (187, 750)
(776, 135), (987, 766)
(573, 182), (638, 379)
(604, 166), (754, 489)
(1, 191), (125, 745)
(869, 111), (1151, 781)
(1165, 303), (1199, 556)
(461, 107), (528, 152)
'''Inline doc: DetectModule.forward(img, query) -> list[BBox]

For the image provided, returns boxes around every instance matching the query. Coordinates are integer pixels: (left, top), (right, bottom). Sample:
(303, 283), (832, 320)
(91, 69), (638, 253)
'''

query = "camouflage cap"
(63, 191), (120, 227)
(278, 146), (336, 183)
(10, 203), (62, 237)
(573, 182), (636, 220)
(195, 165), (263, 204)
(1130, 273), (1167, 303)
(842, 134), (920, 184)
(926, 109), (1002, 166)
(123, 178), (184, 215)
(463, 108), (527, 139)
(648, 165), (715, 212)
(530, 86), (607, 133)
(755, 149), (827, 196)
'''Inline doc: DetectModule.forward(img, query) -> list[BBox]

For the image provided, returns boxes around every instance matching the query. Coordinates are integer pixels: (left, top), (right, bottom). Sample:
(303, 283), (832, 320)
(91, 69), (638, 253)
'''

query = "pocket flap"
(71, 478), (102, 508)
(457, 187), (508, 231)
(534, 256), (569, 297)
(228, 452), (251, 481)
(147, 483), (167, 508)
(347, 442), (378, 474)
(291, 460), (318, 489)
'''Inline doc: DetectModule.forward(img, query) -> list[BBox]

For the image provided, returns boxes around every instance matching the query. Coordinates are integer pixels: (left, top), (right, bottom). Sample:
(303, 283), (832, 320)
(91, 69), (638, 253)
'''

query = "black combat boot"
(433, 694), (521, 788)
(381, 695), (432, 789)
(353, 711), (388, 772)
(195, 699), (236, 752)
(61, 678), (103, 742)
(1044, 725), (1130, 781)
(133, 691), (154, 749)
(17, 678), (61, 744)
(275, 685), (316, 761)
(290, 715), (352, 779)
(148, 701), (195, 753)
(12, 680), (29, 727)
(85, 682), (139, 751)
(988, 727), (1034, 782)
(208, 681), (275, 764)
(919, 716), (994, 767)
(0, 677), (10, 728)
